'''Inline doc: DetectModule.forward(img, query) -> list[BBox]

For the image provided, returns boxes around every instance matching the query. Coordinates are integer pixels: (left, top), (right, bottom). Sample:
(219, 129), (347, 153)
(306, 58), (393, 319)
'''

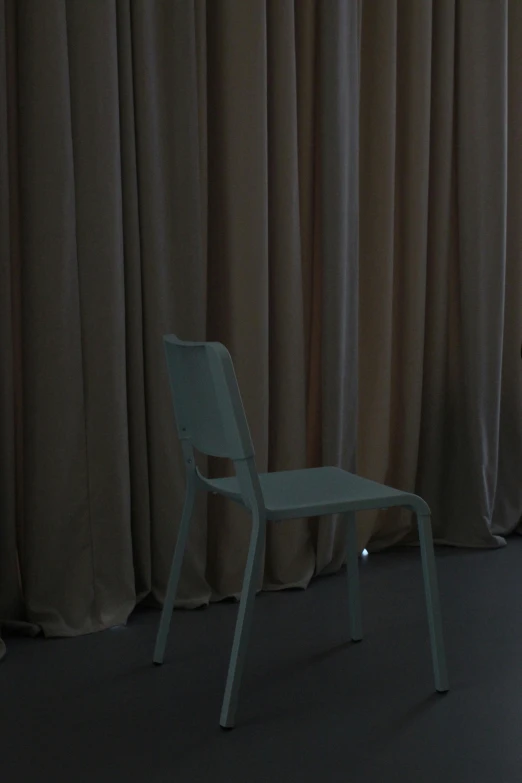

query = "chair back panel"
(163, 336), (255, 461)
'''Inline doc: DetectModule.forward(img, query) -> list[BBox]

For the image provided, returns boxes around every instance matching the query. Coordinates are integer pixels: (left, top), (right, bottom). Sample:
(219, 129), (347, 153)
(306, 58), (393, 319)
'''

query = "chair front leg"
(416, 512), (449, 693)
(153, 470), (197, 665)
(220, 508), (266, 729)
(345, 512), (363, 642)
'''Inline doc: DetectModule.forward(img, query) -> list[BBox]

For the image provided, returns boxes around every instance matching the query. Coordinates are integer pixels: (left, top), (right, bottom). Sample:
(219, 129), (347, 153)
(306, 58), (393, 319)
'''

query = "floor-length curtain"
(358, 0), (522, 551)
(1, 0), (522, 662)
(0, 0), (359, 655)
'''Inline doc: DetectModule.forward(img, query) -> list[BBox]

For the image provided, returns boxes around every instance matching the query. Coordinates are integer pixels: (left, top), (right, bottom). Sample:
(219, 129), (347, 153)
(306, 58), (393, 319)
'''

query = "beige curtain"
(0, 0), (521, 662)
(0, 0), (359, 656)
(358, 0), (522, 550)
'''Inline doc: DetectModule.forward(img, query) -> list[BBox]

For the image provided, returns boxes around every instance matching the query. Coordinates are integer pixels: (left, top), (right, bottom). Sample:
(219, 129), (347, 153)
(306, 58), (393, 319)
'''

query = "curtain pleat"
(129, 0), (210, 607)
(294, 0), (320, 470)
(65, 0), (136, 627)
(358, 0), (399, 547)
(449, 0), (509, 546)
(264, 0), (311, 589)
(315, 0), (360, 571)
(416, 0), (458, 547)
(17, 1), (100, 634)
(204, 0), (270, 598)
(115, 0), (152, 603)
(493, 0), (522, 537)
(0, 0), (24, 660)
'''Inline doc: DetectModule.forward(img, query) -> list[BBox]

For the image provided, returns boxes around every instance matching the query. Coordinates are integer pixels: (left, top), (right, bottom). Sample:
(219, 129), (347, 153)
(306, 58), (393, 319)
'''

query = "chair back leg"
(220, 509), (266, 729)
(153, 473), (197, 665)
(416, 512), (449, 693)
(345, 513), (363, 642)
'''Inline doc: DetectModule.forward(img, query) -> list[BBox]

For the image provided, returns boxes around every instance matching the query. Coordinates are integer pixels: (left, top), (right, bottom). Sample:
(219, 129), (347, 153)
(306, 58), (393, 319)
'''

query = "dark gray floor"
(2, 537), (522, 783)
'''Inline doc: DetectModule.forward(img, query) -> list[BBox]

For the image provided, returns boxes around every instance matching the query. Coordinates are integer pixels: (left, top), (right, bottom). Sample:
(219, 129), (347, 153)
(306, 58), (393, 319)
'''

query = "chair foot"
(153, 660), (163, 667)
(220, 724), (235, 732)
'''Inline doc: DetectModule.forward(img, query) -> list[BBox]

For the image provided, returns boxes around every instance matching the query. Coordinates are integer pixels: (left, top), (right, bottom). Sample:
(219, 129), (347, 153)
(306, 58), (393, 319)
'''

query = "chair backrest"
(163, 335), (255, 461)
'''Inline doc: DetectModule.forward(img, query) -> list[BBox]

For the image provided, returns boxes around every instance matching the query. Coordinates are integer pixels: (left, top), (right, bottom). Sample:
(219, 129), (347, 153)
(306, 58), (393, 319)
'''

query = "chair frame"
(153, 336), (449, 729)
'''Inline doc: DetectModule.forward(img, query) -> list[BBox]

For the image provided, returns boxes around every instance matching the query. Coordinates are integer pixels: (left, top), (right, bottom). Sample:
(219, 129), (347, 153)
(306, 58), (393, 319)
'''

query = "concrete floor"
(2, 536), (522, 782)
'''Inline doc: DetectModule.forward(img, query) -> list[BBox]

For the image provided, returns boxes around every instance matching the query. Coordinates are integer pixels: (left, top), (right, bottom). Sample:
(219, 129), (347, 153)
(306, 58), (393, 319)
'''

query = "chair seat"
(202, 466), (427, 520)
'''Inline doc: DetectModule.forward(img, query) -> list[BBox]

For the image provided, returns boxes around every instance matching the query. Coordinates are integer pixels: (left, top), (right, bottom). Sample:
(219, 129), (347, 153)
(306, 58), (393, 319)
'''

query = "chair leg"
(153, 475), (196, 665)
(220, 509), (266, 729)
(345, 512), (363, 642)
(416, 512), (449, 693)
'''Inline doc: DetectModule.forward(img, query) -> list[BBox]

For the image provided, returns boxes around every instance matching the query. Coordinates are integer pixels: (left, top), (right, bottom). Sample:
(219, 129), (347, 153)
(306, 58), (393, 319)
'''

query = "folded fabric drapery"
(0, 0), (521, 657)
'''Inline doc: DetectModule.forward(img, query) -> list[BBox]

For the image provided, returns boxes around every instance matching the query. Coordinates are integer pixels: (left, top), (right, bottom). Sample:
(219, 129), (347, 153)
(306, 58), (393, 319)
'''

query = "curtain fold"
(129, 0), (210, 607)
(204, 0), (272, 597)
(315, 0), (360, 572)
(18, 1), (108, 634)
(493, 0), (522, 537)
(1, 0), (521, 659)
(0, 0), (24, 659)
(451, 0), (508, 544)
(264, 0), (311, 588)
